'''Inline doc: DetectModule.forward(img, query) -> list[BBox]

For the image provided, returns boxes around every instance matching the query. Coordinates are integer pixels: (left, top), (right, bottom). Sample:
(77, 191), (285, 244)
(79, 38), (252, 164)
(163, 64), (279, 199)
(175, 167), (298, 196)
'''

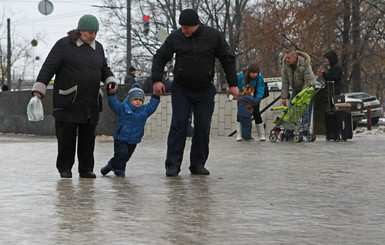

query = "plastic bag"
(27, 96), (44, 121)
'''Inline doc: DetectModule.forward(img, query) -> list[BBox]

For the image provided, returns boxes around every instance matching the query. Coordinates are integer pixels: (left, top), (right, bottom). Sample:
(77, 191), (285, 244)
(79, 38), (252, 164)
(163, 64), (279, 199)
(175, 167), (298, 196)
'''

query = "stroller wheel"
(269, 134), (278, 142)
(294, 135), (301, 143)
(307, 134), (316, 142)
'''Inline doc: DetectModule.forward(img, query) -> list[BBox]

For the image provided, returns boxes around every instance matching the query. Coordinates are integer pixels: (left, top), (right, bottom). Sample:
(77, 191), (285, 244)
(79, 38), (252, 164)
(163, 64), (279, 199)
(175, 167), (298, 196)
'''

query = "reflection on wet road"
(1, 135), (385, 244)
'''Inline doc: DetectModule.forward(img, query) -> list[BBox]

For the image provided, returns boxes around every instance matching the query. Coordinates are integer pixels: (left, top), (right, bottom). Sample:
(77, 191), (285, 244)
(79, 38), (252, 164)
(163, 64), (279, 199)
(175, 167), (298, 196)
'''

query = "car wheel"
(371, 117), (380, 125)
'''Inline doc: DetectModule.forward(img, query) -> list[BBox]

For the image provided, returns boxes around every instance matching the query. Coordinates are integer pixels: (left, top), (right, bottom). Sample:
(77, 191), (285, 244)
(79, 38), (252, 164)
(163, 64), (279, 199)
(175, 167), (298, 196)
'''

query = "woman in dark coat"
(320, 50), (342, 95)
(32, 15), (118, 178)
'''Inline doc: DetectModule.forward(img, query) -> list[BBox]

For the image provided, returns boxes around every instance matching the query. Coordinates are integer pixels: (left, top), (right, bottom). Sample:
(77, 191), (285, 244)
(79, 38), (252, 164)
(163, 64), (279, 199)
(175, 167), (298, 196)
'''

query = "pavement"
(1, 131), (385, 245)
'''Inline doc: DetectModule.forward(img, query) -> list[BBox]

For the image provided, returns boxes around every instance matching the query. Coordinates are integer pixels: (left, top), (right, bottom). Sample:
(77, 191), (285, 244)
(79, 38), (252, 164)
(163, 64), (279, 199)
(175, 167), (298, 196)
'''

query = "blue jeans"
(239, 117), (253, 140)
(108, 139), (137, 173)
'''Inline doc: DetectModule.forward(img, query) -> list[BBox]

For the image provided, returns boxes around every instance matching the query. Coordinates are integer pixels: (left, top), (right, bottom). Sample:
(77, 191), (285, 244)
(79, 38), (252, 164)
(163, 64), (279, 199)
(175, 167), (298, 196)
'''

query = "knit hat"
(129, 66), (136, 72)
(78, 15), (99, 32)
(127, 83), (145, 103)
(179, 9), (200, 26)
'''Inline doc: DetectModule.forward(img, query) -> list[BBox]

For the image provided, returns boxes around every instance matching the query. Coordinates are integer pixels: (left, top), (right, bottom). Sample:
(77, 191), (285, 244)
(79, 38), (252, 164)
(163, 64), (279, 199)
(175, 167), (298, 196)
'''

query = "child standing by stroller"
(236, 64), (266, 141)
(101, 83), (160, 177)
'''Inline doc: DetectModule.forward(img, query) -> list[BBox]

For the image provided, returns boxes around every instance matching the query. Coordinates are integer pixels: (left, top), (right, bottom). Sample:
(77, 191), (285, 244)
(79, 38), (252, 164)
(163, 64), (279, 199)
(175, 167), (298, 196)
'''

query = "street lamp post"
(7, 18), (11, 89)
(126, 0), (131, 75)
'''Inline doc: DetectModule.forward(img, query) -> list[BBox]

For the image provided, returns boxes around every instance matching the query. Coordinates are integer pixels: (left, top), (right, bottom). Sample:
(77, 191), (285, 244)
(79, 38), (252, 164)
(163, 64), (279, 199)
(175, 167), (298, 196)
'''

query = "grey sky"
(1, 0), (104, 79)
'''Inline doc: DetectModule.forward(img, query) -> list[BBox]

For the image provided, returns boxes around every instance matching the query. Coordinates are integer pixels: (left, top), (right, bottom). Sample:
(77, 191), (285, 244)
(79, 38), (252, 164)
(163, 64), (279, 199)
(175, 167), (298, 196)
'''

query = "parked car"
(344, 92), (383, 125)
(337, 95), (364, 130)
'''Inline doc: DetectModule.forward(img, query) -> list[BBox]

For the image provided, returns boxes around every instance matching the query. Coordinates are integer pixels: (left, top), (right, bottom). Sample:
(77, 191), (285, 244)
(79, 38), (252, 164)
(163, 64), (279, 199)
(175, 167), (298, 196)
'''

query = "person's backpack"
(262, 81), (269, 99)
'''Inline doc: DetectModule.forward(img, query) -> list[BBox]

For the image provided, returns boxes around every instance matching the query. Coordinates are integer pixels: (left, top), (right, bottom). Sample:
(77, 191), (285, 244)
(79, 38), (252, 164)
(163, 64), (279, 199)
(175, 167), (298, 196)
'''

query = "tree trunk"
(351, 0), (361, 92)
(341, 0), (351, 93)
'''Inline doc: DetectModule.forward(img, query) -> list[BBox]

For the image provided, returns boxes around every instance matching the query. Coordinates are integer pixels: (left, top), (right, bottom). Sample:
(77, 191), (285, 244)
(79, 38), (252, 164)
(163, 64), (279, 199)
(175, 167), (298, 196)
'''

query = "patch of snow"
(355, 126), (385, 135)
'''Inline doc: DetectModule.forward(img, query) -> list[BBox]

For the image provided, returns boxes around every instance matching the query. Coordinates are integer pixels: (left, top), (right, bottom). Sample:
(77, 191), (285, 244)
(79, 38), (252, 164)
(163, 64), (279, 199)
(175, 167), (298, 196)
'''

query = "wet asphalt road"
(0, 133), (385, 244)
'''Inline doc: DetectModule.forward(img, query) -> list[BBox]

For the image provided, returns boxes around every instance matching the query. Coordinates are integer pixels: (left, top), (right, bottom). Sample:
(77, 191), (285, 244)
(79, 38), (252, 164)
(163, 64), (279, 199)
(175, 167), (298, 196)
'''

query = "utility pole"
(126, 0), (131, 75)
(7, 18), (11, 89)
(0, 45), (4, 86)
(92, 3), (130, 75)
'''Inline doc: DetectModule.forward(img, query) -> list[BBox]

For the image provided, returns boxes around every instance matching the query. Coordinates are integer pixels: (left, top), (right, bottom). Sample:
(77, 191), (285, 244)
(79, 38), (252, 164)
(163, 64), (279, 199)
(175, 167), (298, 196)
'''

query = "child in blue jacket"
(237, 64), (265, 141)
(101, 83), (160, 177)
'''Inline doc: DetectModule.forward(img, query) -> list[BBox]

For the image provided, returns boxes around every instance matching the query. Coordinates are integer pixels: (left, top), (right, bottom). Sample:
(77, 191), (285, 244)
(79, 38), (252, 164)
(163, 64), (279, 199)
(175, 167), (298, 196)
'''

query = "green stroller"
(269, 82), (322, 143)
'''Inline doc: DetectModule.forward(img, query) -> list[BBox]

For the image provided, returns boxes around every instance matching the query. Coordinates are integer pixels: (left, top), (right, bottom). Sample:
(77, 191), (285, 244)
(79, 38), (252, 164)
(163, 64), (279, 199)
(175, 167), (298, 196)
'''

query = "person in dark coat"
(31, 14), (118, 179)
(124, 66), (136, 86)
(151, 9), (239, 176)
(1, 85), (8, 91)
(319, 50), (342, 95)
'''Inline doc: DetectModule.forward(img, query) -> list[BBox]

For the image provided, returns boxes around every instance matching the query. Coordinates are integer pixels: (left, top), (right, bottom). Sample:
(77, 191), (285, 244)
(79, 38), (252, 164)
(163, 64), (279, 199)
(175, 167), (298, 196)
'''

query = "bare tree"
(99, 0), (250, 89)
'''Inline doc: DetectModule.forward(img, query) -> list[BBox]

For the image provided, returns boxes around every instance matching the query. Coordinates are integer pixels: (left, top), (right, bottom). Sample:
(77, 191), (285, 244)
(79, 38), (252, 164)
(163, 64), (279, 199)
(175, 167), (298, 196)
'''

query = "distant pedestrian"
(1, 85), (9, 91)
(236, 64), (266, 141)
(31, 14), (118, 178)
(124, 66), (136, 86)
(318, 50), (342, 95)
(100, 83), (160, 177)
(151, 8), (238, 176)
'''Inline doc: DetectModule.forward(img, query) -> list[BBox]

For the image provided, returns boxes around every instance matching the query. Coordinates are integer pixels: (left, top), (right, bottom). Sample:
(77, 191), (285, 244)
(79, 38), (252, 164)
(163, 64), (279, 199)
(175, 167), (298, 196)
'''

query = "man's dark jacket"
(32, 36), (116, 125)
(151, 24), (237, 90)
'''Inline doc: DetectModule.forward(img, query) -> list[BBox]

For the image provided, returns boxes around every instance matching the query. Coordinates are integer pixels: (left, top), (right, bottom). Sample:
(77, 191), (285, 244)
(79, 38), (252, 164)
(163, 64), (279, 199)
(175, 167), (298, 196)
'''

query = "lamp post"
(126, 0), (131, 75)
(7, 18), (11, 89)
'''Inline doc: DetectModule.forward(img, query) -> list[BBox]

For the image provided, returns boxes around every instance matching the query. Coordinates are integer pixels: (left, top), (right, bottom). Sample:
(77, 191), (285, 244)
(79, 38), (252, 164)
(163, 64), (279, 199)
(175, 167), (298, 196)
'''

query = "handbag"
(262, 82), (269, 99)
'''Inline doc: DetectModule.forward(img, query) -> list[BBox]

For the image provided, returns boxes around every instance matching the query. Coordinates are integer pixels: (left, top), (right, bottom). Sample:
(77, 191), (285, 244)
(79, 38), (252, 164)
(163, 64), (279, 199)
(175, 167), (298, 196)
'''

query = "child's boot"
(114, 172), (126, 177)
(236, 122), (243, 141)
(101, 164), (111, 176)
(256, 123), (266, 141)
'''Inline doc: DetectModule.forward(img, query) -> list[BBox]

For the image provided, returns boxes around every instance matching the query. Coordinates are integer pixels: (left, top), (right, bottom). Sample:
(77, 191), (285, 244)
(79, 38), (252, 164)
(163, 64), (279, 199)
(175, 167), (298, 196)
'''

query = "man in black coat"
(151, 9), (239, 176)
(32, 14), (118, 178)
(124, 66), (136, 86)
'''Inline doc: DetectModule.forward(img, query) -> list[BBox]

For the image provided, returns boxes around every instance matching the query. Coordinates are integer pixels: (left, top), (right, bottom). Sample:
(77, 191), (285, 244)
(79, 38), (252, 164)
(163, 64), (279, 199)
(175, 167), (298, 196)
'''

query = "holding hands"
(108, 83), (117, 94)
(153, 81), (165, 96)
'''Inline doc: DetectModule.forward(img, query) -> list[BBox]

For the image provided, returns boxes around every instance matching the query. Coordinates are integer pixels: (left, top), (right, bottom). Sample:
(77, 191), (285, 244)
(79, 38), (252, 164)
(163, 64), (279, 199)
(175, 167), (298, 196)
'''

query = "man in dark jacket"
(319, 50), (342, 95)
(151, 9), (238, 176)
(124, 66), (136, 86)
(32, 14), (118, 179)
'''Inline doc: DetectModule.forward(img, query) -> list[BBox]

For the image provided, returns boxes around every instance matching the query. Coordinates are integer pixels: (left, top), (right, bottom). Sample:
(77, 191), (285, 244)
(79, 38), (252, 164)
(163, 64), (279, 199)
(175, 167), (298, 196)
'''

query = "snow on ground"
(355, 125), (385, 135)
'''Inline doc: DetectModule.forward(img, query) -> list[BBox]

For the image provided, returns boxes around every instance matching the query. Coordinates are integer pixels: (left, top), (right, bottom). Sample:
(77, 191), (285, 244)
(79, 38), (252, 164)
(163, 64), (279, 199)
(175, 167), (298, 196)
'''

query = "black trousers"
(165, 82), (216, 170)
(55, 120), (96, 173)
(253, 103), (263, 124)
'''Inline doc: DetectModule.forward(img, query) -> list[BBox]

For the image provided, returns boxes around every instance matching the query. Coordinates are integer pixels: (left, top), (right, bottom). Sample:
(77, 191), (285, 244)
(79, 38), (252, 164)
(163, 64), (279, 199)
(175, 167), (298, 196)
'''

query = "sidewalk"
(0, 133), (385, 244)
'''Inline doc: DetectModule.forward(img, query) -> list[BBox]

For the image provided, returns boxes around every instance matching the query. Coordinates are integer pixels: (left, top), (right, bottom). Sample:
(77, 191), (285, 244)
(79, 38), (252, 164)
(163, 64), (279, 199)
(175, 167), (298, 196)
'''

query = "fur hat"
(78, 15), (99, 32)
(179, 9), (200, 26)
(127, 83), (145, 103)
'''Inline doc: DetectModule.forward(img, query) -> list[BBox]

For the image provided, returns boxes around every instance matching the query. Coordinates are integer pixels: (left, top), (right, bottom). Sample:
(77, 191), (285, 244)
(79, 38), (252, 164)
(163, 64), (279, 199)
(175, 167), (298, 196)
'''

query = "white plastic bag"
(27, 96), (44, 121)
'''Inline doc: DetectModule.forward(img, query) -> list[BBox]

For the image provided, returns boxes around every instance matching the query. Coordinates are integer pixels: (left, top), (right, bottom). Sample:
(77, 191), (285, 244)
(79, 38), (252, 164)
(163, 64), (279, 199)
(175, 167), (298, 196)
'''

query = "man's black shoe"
(166, 165), (180, 176)
(114, 172), (125, 177)
(60, 170), (72, 178)
(79, 172), (96, 178)
(101, 165), (111, 176)
(190, 166), (210, 175)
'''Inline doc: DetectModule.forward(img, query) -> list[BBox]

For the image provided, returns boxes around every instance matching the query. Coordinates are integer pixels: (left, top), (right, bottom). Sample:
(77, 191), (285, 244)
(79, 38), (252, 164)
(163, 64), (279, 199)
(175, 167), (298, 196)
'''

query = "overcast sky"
(1, 0), (106, 79)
